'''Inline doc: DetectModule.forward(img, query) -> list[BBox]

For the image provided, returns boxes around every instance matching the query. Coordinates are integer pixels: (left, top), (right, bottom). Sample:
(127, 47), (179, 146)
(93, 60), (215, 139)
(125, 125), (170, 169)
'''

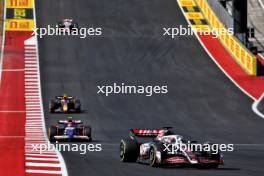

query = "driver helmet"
(67, 116), (73, 123)
(156, 130), (166, 140)
(63, 93), (68, 99)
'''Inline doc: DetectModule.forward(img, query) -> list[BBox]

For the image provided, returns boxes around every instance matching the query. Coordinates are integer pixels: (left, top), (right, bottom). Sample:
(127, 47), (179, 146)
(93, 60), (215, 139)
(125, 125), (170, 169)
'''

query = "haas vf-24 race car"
(48, 117), (92, 142)
(49, 95), (81, 113)
(120, 128), (224, 168)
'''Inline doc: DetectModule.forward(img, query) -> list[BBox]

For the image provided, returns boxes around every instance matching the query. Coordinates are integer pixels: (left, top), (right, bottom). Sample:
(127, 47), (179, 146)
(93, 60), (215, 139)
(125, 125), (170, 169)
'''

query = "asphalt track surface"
(36, 0), (264, 176)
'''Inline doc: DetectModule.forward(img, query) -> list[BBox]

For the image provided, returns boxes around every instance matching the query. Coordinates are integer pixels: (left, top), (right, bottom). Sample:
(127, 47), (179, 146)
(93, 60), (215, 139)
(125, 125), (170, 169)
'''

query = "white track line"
(25, 150), (57, 154)
(252, 93), (264, 119)
(26, 162), (61, 167)
(25, 154), (57, 157)
(258, 53), (264, 60)
(26, 119), (42, 122)
(26, 169), (62, 174)
(26, 157), (59, 161)
(26, 105), (41, 107)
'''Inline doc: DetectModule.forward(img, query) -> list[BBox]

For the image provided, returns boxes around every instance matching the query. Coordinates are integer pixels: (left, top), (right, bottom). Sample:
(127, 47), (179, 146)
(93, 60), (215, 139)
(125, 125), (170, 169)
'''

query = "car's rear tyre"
(83, 126), (92, 142)
(49, 100), (56, 113)
(120, 139), (139, 162)
(48, 126), (57, 142)
(75, 100), (81, 113)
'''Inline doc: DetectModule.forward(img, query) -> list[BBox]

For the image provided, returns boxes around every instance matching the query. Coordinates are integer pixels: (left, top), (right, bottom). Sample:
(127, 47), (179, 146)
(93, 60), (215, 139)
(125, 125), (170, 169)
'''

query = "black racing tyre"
(75, 99), (81, 113)
(120, 138), (139, 162)
(149, 146), (159, 167)
(49, 100), (56, 113)
(83, 126), (92, 142)
(48, 126), (57, 142)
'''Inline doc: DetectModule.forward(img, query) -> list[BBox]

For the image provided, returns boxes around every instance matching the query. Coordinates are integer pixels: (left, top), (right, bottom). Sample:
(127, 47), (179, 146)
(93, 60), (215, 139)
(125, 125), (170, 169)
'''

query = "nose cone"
(67, 129), (74, 139)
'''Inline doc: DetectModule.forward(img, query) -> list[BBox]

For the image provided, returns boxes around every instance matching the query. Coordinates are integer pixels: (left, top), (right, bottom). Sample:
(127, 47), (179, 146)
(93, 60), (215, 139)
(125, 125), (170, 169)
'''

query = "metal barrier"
(207, 0), (234, 29)
(195, 0), (257, 75)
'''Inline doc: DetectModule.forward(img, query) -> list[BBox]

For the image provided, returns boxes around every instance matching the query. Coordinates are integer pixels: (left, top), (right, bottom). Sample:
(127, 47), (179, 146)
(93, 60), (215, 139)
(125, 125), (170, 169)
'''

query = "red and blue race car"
(48, 117), (91, 142)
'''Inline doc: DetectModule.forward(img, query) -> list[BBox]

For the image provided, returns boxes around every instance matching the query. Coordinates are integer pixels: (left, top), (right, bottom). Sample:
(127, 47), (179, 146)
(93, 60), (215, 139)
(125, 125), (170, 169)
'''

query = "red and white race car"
(120, 127), (224, 168)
